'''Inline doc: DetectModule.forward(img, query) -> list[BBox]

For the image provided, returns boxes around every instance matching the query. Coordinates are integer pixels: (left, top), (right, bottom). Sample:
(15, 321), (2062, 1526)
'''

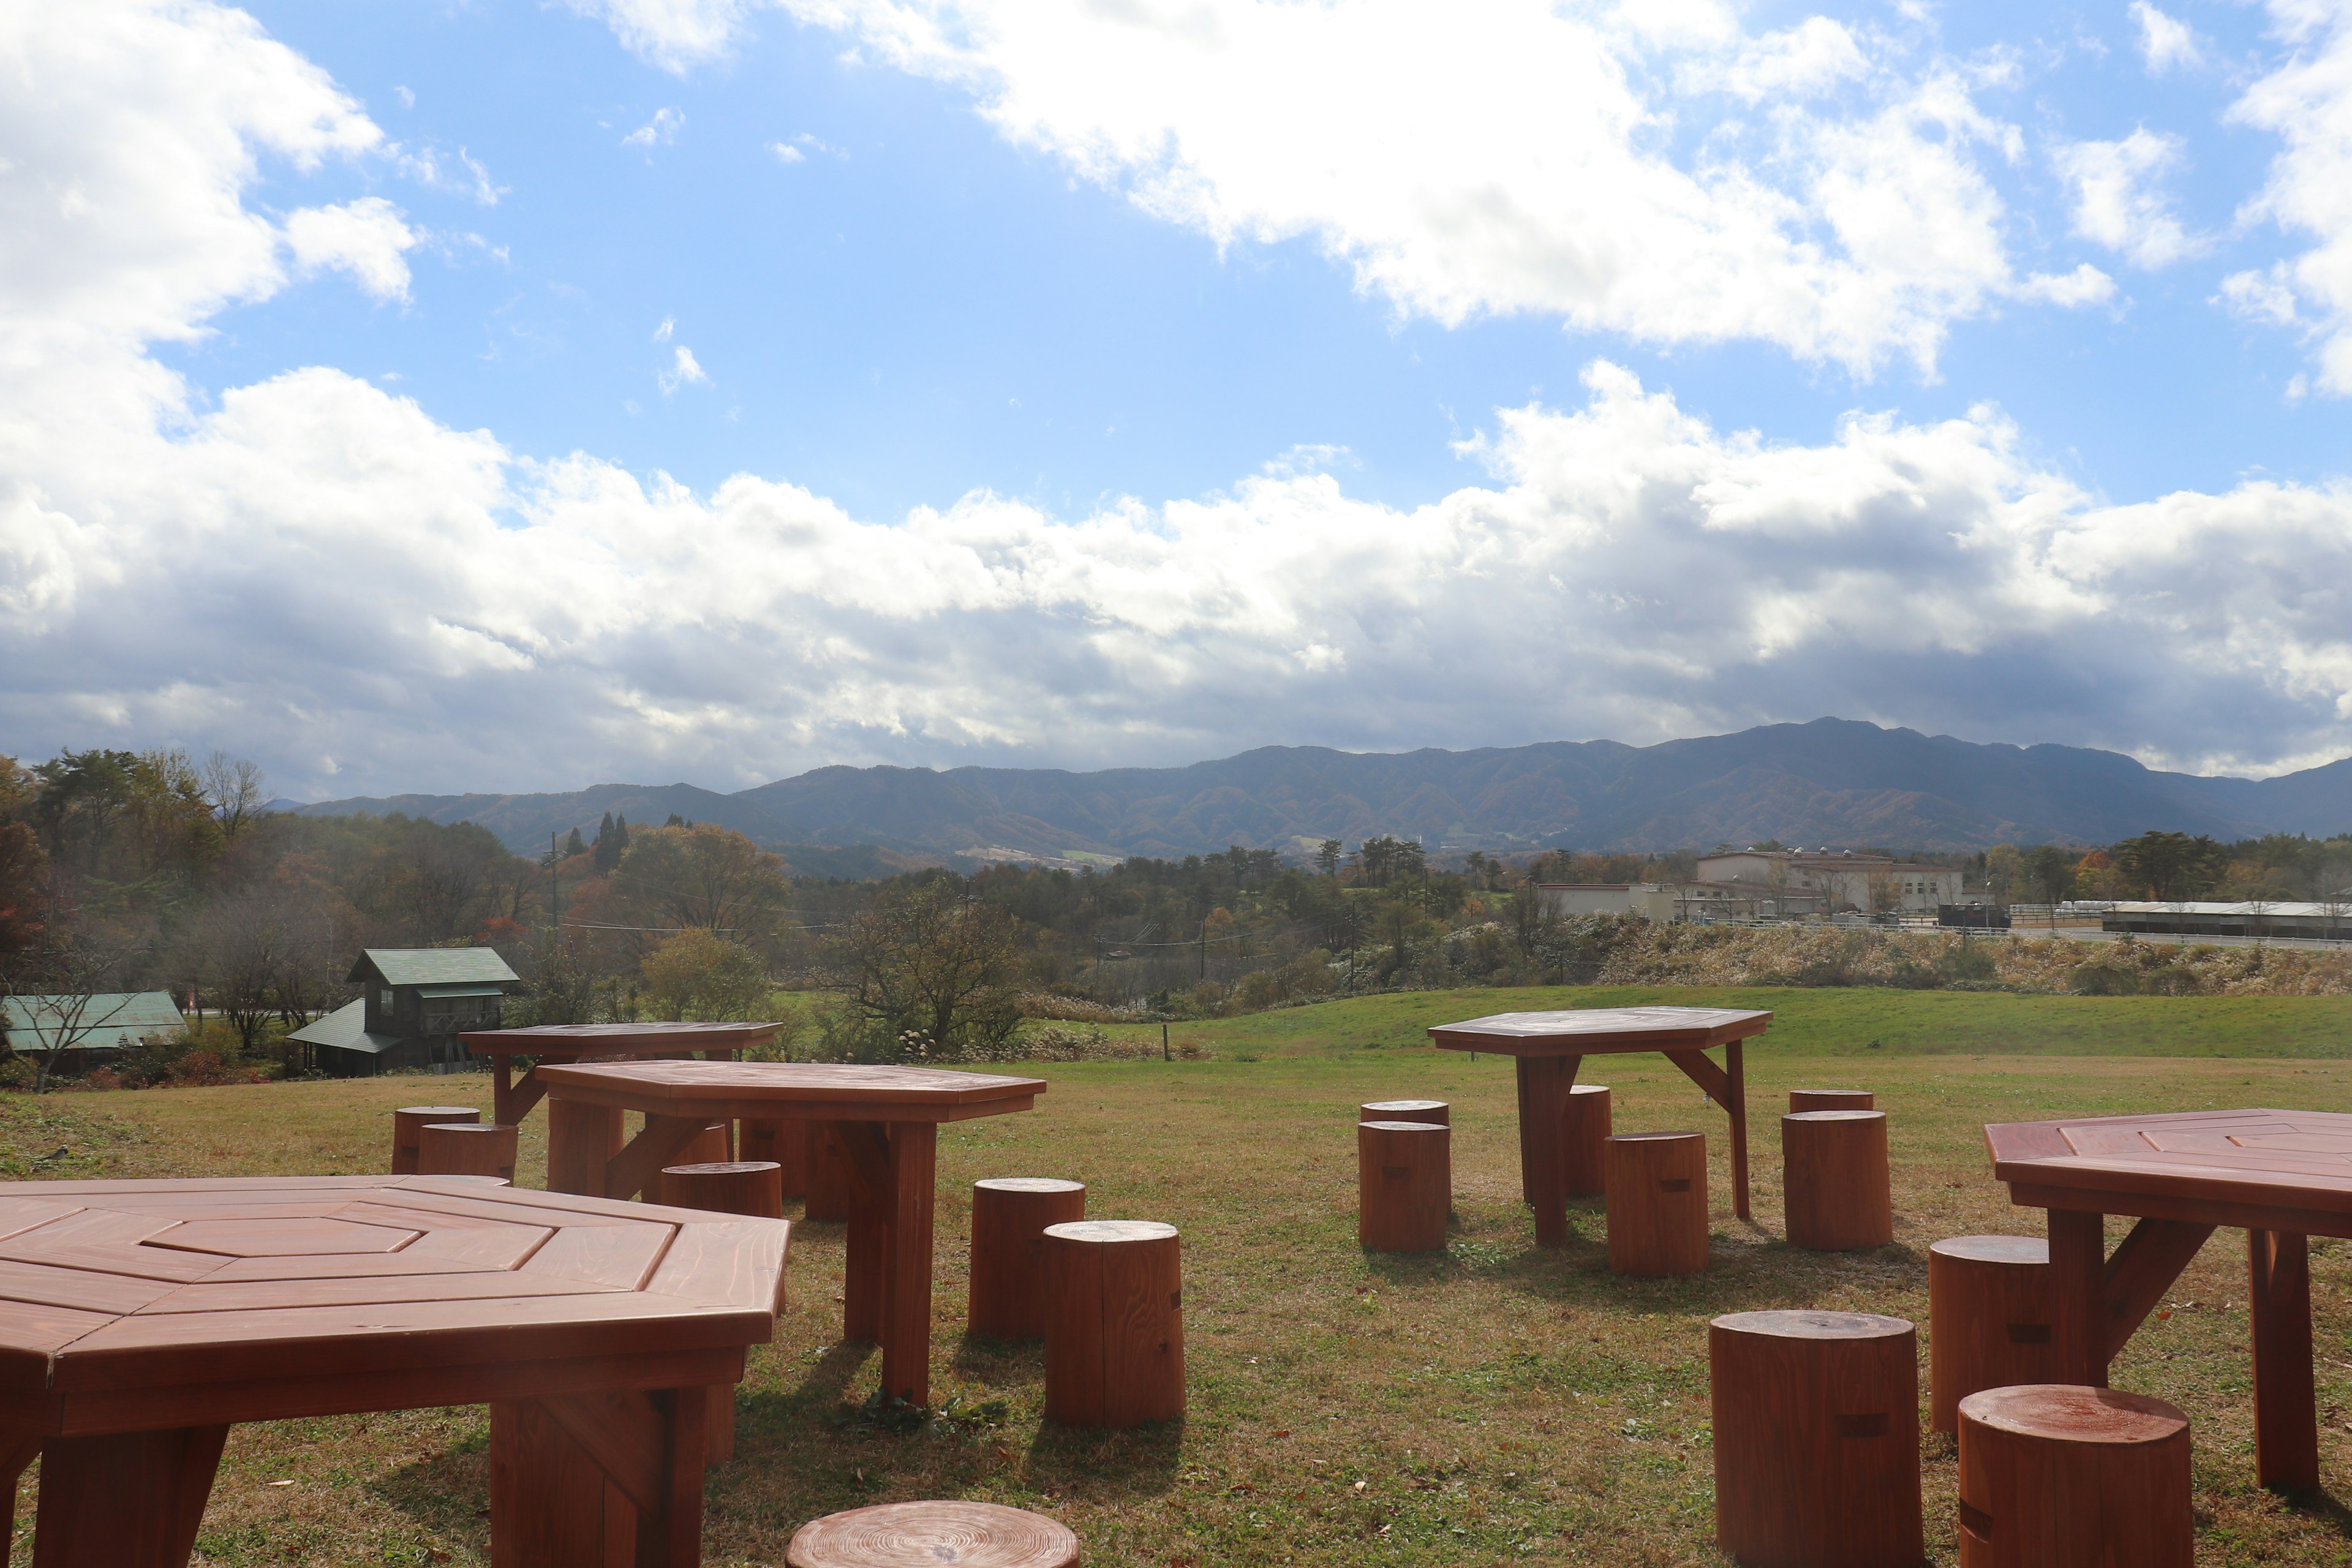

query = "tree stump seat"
(1929, 1236), (2054, 1433)
(1043, 1219), (1183, 1429)
(1957, 1384), (2191, 1566)
(786, 1500), (1080, 1568)
(1357, 1121), (1449, 1253)
(391, 1105), (479, 1174)
(415, 1121), (516, 1183)
(1789, 1088), (1874, 1112)
(1561, 1084), (1611, 1198)
(1782, 1110), (1893, 1250)
(1604, 1131), (1707, 1276)
(653, 1122), (733, 1205)
(739, 1118), (809, 1198)
(1711, 1309), (1923, 1568)
(970, 1178), (1087, 1340)
(660, 1160), (786, 1463)
(1360, 1098), (1448, 1124)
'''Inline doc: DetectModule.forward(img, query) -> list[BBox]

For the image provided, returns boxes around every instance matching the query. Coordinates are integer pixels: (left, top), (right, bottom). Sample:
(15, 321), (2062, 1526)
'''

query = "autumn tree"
(611, 824), (790, 938)
(641, 928), (769, 1020)
(832, 878), (1023, 1061)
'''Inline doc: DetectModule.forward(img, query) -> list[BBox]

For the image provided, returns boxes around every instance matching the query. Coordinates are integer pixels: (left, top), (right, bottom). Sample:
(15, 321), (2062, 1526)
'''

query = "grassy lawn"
(7, 984), (2352, 1565)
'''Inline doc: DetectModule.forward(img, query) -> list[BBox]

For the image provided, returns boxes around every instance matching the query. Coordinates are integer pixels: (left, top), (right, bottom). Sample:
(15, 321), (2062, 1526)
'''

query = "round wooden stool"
(1790, 1088), (1873, 1113)
(1783, 1110), (1893, 1250)
(739, 1119), (809, 1197)
(1357, 1121), (1449, 1253)
(392, 1106), (479, 1175)
(804, 1125), (851, 1221)
(654, 1122), (733, 1206)
(1958, 1385), (2191, 1567)
(662, 1161), (785, 1219)
(1711, 1310), (1922, 1568)
(1360, 1098), (1448, 1124)
(786, 1500), (1079, 1568)
(1929, 1236), (2054, 1433)
(1604, 1131), (1707, 1276)
(969, 1178), (1087, 1340)
(1562, 1084), (1611, 1199)
(1042, 1219), (1183, 1428)
(416, 1121), (516, 1183)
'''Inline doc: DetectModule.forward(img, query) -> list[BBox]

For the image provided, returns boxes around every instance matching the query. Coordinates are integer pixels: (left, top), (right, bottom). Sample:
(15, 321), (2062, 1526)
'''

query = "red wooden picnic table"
(1427, 1006), (1774, 1245)
(536, 1060), (1044, 1405)
(460, 1022), (783, 1125)
(1985, 1107), (2352, 1494)
(0, 1174), (786, 1567)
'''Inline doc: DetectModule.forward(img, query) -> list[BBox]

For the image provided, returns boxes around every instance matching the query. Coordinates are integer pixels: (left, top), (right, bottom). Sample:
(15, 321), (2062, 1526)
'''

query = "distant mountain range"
(280, 718), (2352, 869)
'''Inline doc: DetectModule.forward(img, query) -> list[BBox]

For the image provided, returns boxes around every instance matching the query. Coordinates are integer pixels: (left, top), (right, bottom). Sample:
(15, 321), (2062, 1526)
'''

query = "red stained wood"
(739, 1120), (807, 1197)
(147, 1216), (418, 1258)
(785, 1501), (1080, 1568)
(1956, 1385), (2191, 1567)
(651, 1126), (733, 1207)
(392, 1106), (481, 1176)
(1790, 1089), (1874, 1113)
(1515, 1055), (1581, 1247)
(548, 1099), (627, 1197)
(535, 1060), (1044, 1123)
(1783, 1111), (1893, 1251)
(0, 1259), (177, 1317)
(1561, 1084), (1611, 1199)
(1357, 1122), (1449, 1254)
(968, 1179), (1086, 1341)
(1359, 1099), (1447, 1124)
(804, 1123), (851, 1222)
(881, 1124), (938, 1405)
(32, 1422), (226, 1568)
(522, 1222), (677, 1292)
(2249, 1228), (2318, 1493)
(418, 1123), (518, 1184)
(1709, 1310), (1921, 1568)
(661, 1163), (783, 1221)
(1042, 1220), (1183, 1430)
(1928, 1236), (2056, 1434)
(1604, 1132), (1708, 1278)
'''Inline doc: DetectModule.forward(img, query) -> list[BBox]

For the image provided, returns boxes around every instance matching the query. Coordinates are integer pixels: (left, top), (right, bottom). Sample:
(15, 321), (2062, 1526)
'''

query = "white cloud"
(2052, 128), (2201, 268)
(654, 315), (676, 341)
(565, 0), (763, 73)
(282, 197), (418, 301)
(2218, 262), (2301, 325)
(2131, 2), (2204, 73)
(657, 345), (707, 393)
(396, 143), (503, 205)
(623, 105), (684, 148)
(768, 140), (806, 163)
(562, 0), (2112, 378)
(2228, 2), (2352, 391)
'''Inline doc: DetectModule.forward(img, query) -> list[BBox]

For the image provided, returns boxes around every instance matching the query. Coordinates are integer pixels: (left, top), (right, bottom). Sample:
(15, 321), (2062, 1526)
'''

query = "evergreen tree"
(564, 826), (586, 859)
(594, 812), (620, 872)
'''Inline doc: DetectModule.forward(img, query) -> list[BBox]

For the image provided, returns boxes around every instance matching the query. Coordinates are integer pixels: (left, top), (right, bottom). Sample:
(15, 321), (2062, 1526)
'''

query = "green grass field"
(10, 984), (2352, 1566)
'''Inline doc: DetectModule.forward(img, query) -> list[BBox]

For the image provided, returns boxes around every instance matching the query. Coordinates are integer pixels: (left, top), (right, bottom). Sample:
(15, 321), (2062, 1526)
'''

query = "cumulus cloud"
(2053, 128), (2201, 268)
(282, 197), (419, 301)
(582, 0), (2103, 379)
(623, 105), (684, 148)
(657, 345), (707, 392)
(9, 0), (2352, 799)
(565, 0), (763, 73)
(2131, 2), (2204, 73)
(2228, 1), (2352, 393)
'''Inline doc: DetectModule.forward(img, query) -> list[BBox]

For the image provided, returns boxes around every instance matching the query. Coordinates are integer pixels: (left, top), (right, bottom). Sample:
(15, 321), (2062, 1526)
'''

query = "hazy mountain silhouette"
(284, 718), (2352, 866)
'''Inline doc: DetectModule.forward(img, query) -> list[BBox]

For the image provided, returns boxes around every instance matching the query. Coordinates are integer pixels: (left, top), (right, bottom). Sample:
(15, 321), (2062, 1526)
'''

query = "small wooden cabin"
(291, 948), (520, 1077)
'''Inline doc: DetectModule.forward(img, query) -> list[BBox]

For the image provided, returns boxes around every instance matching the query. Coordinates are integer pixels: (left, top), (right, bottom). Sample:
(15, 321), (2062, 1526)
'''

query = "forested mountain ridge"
(284, 719), (2352, 862)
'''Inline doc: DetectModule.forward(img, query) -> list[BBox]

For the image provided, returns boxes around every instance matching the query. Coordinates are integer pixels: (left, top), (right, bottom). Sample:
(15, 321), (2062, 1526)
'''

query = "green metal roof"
(286, 998), (405, 1055)
(347, 949), (519, 988)
(1, 992), (186, 1053)
(417, 984), (508, 1000)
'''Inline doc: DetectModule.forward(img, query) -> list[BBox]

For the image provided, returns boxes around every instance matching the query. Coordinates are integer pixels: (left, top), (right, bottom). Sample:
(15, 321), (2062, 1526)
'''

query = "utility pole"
(548, 832), (562, 932)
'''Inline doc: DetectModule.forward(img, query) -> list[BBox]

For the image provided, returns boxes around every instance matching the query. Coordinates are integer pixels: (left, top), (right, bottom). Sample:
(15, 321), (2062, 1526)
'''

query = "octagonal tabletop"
(1985, 1108), (2352, 1234)
(0, 1175), (788, 1429)
(461, 1020), (782, 1058)
(1428, 1006), (1773, 1057)
(532, 1059), (1048, 1123)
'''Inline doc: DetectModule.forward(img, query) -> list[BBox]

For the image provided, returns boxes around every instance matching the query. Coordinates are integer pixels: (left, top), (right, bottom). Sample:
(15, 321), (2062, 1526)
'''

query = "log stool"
(415, 1121), (516, 1183)
(653, 1121), (732, 1205)
(1360, 1098), (1447, 1124)
(1042, 1219), (1183, 1428)
(1929, 1236), (2054, 1433)
(739, 1118), (809, 1197)
(1357, 1121), (1449, 1253)
(969, 1178), (1087, 1340)
(1783, 1110), (1893, 1251)
(1790, 1088), (1873, 1113)
(1562, 1083), (1611, 1198)
(787, 1500), (1079, 1568)
(1604, 1131), (1707, 1276)
(1711, 1310), (1922, 1568)
(660, 1160), (786, 1463)
(391, 1105), (479, 1174)
(804, 1123), (851, 1221)
(1957, 1385), (2191, 1567)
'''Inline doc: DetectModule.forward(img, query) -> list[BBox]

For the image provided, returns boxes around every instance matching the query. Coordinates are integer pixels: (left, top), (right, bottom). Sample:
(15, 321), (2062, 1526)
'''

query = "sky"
(5, 0), (2352, 800)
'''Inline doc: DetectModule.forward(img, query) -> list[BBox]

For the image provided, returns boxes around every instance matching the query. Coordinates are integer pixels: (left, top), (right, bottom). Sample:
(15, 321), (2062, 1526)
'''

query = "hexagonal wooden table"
(1985, 1107), (2352, 1495)
(460, 1021), (784, 1126)
(0, 1175), (788, 1567)
(1427, 1006), (1774, 1245)
(536, 1060), (1045, 1404)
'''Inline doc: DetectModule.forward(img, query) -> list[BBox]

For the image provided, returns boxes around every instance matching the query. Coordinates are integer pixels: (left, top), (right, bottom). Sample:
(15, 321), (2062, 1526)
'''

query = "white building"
(1537, 884), (1679, 923)
(1694, 850), (1966, 914)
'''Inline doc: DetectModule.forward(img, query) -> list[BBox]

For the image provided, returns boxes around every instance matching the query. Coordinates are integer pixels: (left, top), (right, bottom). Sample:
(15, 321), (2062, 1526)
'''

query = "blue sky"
(7, 0), (2352, 797)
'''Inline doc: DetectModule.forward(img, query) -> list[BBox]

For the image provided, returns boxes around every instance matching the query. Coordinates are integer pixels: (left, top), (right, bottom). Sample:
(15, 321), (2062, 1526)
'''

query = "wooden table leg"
(2046, 1208), (2109, 1387)
(2250, 1229), (2320, 1494)
(1724, 1041), (1749, 1221)
(32, 1424), (227, 1567)
(602, 1115), (715, 1204)
(494, 1060), (516, 1126)
(1513, 1060), (1536, 1206)
(881, 1122), (938, 1404)
(1520, 1056), (1578, 1248)
(493, 1385), (709, 1568)
(0, 1430), (42, 1568)
(547, 1096), (626, 1196)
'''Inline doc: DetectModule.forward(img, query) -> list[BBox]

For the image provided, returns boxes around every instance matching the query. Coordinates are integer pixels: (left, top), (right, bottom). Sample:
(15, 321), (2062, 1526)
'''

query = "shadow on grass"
(952, 1333), (1045, 1384)
(2285, 1487), (2352, 1540)
(1025, 1416), (1184, 1501)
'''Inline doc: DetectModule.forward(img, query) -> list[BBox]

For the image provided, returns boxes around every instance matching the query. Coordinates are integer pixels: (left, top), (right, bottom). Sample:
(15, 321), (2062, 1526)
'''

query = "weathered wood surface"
(391, 1106), (480, 1175)
(1604, 1132), (1708, 1278)
(786, 1501), (1080, 1568)
(1790, 1089), (1874, 1113)
(1042, 1220), (1183, 1430)
(417, 1122), (518, 1184)
(458, 1022), (778, 1126)
(1928, 1236), (2054, 1434)
(1359, 1099), (1448, 1124)
(968, 1179), (1086, 1341)
(1957, 1384), (2191, 1567)
(1356, 1122), (1449, 1254)
(1783, 1110), (1893, 1251)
